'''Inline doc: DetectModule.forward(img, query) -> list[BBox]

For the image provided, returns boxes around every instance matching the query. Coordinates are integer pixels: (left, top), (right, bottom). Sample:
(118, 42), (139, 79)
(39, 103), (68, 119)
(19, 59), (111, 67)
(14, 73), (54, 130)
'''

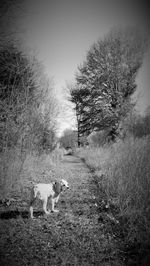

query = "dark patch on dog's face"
(61, 184), (67, 191)
(53, 182), (62, 196)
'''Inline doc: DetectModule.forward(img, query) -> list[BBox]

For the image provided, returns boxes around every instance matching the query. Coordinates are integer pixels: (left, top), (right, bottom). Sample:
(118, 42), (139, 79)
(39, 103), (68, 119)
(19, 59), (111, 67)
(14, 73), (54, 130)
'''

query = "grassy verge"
(75, 136), (150, 265)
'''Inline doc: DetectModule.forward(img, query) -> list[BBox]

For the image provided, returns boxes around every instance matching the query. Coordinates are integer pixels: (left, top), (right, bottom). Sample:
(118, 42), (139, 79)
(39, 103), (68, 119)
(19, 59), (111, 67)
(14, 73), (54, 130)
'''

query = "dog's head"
(53, 179), (69, 196)
(60, 179), (69, 189)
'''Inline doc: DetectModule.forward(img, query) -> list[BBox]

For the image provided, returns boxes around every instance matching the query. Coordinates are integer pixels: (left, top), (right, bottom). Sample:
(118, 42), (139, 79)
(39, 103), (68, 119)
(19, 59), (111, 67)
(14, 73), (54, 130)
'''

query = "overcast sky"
(18, 0), (150, 135)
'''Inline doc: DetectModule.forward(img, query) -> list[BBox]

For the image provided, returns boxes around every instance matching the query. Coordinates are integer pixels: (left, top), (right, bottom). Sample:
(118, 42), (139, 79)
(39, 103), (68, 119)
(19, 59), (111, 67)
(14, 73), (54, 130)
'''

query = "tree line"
(0, 42), (58, 154)
(0, 0), (59, 155)
(0, 0), (59, 195)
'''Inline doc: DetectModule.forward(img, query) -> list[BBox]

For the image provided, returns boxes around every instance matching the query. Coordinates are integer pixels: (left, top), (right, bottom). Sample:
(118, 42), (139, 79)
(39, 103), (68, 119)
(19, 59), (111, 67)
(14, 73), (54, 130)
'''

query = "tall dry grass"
(0, 148), (26, 198)
(76, 136), (150, 246)
(0, 147), (66, 199)
(104, 137), (150, 215)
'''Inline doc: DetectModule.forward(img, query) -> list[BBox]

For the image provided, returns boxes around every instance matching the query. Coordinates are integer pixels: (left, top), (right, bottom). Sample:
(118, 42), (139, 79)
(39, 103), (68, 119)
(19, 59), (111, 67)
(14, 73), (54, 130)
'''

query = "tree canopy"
(59, 129), (78, 149)
(70, 26), (148, 145)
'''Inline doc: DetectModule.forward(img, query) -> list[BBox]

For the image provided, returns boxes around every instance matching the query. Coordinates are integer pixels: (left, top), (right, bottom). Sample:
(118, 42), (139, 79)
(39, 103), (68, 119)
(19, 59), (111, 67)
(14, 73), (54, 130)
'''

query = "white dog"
(29, 179), (69, 218)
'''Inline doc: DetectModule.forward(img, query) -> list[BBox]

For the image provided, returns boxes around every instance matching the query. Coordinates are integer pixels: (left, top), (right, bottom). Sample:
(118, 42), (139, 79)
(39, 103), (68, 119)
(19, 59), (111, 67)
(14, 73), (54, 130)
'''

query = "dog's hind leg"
(29, 198), (36, 219)
(29, 187), (37, 218)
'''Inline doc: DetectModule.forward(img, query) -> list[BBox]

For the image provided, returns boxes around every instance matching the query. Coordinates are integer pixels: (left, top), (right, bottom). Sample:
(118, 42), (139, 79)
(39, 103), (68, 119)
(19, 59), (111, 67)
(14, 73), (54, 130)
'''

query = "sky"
(16, 0), (150, 135)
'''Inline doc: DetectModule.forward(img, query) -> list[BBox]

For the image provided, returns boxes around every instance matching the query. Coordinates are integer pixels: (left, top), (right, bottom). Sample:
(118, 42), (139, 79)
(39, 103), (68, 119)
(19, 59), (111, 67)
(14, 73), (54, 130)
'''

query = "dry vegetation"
(0, 152), (125, 266)
(76, 136), (150, 265)
(1, 134), (150, 265)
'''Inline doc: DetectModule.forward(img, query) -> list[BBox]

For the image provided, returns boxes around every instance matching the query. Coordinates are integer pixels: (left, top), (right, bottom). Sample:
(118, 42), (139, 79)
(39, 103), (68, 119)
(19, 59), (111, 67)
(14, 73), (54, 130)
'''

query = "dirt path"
(0, 155), (123, 266)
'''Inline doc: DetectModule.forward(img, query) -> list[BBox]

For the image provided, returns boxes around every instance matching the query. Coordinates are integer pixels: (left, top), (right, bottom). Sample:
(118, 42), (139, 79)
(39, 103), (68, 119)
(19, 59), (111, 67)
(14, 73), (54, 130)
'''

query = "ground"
(0, 155), (124, 266)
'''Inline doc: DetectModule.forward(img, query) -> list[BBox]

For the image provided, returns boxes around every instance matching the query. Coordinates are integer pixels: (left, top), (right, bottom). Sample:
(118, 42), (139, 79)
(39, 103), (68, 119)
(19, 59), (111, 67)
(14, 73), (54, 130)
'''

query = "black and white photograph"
(0, 0), (150, 265)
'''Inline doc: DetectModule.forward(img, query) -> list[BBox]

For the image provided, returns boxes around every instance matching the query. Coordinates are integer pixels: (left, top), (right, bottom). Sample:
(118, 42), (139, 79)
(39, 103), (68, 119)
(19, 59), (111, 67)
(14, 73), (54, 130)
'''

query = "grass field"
(0, 154), (124, 266)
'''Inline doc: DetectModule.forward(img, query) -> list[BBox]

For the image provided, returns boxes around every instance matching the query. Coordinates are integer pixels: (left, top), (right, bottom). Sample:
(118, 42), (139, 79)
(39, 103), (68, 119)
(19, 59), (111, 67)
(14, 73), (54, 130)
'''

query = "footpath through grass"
(0, 154), (124, 266)
(0, 156), (122, 266)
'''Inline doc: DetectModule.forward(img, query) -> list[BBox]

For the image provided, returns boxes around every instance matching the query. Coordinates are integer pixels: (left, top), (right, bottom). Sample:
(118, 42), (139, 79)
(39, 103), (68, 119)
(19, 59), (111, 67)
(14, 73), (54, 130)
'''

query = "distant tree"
(59, 129), (78, 149)
(69, 84), (85, 146)
(70, 26), (148, 145)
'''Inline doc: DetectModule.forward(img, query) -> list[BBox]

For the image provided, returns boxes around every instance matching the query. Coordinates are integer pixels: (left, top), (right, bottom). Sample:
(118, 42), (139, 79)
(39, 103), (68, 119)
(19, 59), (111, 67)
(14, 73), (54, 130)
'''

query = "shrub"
(119, 109), (150, 139)
(87, 130), (113, 147)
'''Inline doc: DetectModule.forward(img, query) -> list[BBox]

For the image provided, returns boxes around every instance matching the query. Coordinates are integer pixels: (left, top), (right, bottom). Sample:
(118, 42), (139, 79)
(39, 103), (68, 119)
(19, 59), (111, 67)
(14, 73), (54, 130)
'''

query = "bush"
(87, 130), (113, 147)
(119, 109), (150, 139)
(59, 129), (78, 149)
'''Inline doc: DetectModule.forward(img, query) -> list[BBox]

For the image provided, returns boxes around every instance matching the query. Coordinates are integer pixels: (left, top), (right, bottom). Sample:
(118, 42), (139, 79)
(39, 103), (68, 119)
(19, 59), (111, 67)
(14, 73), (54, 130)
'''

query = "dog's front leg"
(43, 198), (50, 215)
(55, 195), (60, 204)
(51, 197), (59, 212)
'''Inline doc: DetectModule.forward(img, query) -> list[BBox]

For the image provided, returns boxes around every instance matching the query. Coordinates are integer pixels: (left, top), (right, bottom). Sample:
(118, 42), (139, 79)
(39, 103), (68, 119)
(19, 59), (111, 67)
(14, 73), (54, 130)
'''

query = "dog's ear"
(61, 179), (69, 189)
(53, 181), (62, 195)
